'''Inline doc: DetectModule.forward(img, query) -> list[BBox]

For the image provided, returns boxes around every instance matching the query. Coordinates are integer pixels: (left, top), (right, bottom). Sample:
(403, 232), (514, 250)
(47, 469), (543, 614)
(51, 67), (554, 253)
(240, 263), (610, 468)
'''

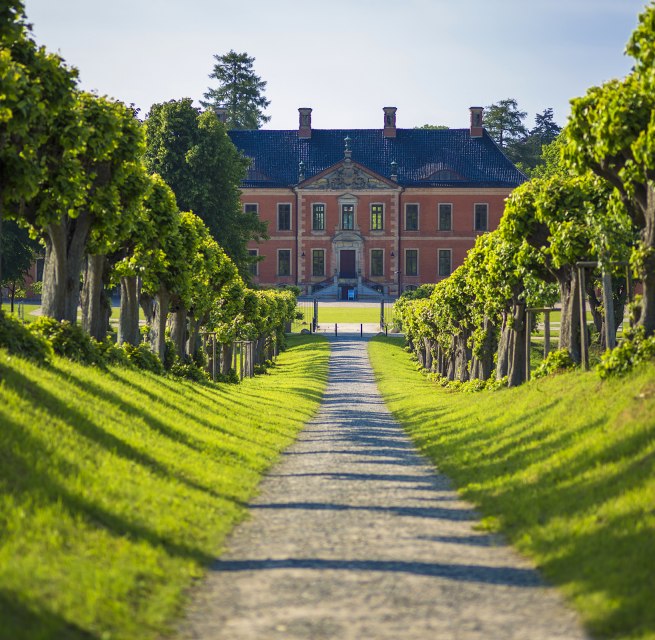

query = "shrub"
(533, 348), (576, 379)
(169, 357), (209, 382)
(29, 317), (103, 366)
(122, 342), (165, 375)
(597, 326), (655, 379)
(0, 311), (53, 365)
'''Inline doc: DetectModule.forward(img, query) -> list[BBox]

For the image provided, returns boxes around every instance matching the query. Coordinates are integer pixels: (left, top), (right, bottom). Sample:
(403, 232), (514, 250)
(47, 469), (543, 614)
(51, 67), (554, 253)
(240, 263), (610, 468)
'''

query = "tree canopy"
(144, 99), (267, 274)
(200, 50), (270, 130)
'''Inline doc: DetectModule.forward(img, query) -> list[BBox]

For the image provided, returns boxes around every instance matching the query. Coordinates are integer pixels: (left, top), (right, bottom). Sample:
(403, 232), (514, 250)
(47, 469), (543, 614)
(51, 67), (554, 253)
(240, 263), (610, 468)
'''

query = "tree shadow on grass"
(0, 365), (247, 504)
(0, 589), (97, 640)
(0, 413), (216, 564)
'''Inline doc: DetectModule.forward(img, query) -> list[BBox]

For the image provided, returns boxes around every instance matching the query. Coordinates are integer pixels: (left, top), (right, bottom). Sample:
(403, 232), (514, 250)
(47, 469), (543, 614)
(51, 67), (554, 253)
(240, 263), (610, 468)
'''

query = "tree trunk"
(169, 304), (187, 359)
(81, 253), (109, 340)
(187, 314), (205, 362)
(507, 301), (527, 388)
(638, 188), (655, 335)
(453, 332), (471, 382)
(118, 275), (140, 346)
(557, 266), (582, 364)
(41, 212), (91, 322)
(496, 311), (511, 379)
(151, 286), (170, 363)
(470, 316), (497, 380)
(423, 337), (433, 371)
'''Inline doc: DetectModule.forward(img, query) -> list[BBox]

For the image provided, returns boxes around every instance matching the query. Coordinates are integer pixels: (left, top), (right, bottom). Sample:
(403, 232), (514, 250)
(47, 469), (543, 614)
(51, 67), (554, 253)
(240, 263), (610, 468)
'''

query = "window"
(312, 249), (325, 277)
(438, 249), (452, 277)
(341, 204), (354, 230)
(312, 204), (325, 231)
(277, 203), (291, 231)
(278, 249), (291, 276)
(405, 204), (419, 231)
(371, 204), (384, 230)
(247, 249), (258, 276)
(474, 203), (488, 231)
(405, 249), (418, 276)
(439, 203), (452, 231)
(244, 203), (258, 216)
(370, 249), (384, 277)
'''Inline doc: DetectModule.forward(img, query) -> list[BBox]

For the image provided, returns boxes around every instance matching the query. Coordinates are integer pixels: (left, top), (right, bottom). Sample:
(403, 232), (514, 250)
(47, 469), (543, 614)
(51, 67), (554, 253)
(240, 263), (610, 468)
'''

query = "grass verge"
(369, 336), (655, 640)
(0, 334), (329, 640)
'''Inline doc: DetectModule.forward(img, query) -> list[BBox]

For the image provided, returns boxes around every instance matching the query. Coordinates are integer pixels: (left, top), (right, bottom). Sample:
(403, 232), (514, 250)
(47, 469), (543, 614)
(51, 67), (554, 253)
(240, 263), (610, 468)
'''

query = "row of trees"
(394, 2), (655, 386)
(0, 1), (293, 370)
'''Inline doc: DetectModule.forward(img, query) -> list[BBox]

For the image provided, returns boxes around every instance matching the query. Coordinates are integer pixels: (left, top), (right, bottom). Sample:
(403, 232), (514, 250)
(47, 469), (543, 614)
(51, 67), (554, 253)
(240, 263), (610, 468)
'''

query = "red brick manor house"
(227, 107), (525, 299)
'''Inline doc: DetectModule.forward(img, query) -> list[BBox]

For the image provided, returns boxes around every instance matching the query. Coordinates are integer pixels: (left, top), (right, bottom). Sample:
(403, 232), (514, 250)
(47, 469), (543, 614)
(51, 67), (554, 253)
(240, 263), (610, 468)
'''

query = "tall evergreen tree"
(484, 98), (527, 149)
(531, 107), (561, 145)
(200, 50), (270, 130)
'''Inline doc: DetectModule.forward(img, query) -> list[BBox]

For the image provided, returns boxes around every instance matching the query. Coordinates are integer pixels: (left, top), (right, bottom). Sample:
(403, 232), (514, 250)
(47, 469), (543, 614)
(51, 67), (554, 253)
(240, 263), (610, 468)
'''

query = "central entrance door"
(339, 250), (356, 278)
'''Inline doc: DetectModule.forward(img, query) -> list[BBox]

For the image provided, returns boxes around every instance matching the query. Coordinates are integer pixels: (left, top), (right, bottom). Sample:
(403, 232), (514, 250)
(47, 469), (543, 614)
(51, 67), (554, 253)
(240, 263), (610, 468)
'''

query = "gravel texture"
(179, 337), (589, 640)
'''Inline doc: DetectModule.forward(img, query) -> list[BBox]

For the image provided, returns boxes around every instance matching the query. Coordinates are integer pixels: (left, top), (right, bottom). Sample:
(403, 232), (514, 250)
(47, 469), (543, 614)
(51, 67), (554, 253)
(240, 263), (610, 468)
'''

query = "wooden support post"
(212, 335), (217, 382)
(525, 310), (532, 382)
(602, 270), (616, 350)
(335, 323), (338, 336)
(544, 311), (551, 358)
(578, 265), (589, 371)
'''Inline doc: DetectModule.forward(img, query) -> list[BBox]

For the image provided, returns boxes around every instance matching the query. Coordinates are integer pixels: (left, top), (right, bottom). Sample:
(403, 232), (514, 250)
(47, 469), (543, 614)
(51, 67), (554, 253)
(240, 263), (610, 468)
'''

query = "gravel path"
(179, 337), (589, 640)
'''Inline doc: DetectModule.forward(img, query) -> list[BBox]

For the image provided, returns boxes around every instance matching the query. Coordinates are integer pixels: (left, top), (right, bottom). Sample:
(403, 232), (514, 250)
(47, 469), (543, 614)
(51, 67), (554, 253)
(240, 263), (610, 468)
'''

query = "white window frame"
(438, 203), (453, 231)
(405, 203), (419, 231)
(370, 203), (384, 231)
(277, 202), (293, 231)
(404, 248), (419, 277)
(312, 202), (326, 231)
(311, 248), (326, 277)
(474, 202), (489, 232)
(244, 203), (259, 216)
(438, 248), (452, 277)
(277, 248), (292, 276)
(370, 248), (384, 277)
(248, 248), (259, 277)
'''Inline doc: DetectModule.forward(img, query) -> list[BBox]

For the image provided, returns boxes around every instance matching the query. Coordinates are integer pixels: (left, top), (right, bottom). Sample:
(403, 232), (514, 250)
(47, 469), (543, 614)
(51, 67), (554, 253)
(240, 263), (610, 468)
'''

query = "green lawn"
(0, 335), (329, 640)
(294, 305), (383, 331)
(369, 337), (655, 640)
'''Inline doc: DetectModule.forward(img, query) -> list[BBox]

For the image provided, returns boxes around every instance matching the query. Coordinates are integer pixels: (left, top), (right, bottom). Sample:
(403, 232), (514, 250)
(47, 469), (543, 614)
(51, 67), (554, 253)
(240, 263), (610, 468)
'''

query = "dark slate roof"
(228, 128), (526, 189)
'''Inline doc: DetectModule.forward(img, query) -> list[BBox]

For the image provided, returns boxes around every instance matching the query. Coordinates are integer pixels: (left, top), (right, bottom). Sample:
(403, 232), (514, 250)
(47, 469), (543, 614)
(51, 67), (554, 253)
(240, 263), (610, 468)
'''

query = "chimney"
(298, 107), (312, 138)
(383, 107), (397, 138)
(470, 106), (484, 137)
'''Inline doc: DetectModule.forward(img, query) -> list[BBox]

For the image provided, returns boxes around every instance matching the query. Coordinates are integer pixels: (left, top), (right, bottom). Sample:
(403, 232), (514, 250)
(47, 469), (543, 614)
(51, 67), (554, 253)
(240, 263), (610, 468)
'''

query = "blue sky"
(23, 0), (649, 130)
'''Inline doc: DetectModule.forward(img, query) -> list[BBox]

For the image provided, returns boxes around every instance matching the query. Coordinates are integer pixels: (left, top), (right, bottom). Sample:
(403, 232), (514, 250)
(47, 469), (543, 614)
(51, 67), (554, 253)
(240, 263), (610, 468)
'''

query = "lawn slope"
(369, 337), (655, 640)
(0, 335), (329, 640)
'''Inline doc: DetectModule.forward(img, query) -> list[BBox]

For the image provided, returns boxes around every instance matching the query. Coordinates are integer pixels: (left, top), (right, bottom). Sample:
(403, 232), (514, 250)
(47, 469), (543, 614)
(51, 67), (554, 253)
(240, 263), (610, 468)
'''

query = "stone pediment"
(299, 158), (396, 191)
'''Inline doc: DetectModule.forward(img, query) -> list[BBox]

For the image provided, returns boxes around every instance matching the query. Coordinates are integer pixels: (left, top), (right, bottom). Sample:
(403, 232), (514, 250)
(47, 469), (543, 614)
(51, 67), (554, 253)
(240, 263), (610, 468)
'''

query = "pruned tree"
(566, 3), (655, 336)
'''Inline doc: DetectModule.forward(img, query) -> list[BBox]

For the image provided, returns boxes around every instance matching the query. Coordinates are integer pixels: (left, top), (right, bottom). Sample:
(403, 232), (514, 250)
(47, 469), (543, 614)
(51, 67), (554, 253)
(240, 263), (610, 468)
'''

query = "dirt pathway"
(179, 337), (588, 640)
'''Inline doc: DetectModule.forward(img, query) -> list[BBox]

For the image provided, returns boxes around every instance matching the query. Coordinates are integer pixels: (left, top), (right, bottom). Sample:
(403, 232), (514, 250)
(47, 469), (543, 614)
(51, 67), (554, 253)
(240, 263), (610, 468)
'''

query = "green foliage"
(122, 342), (165, 374)
(143, 99), (265, 273)
(369, 336), (655, 640)
(200, 50), (271, 129)
(0, 310), (52, 364)
(0, 335), (328, 640)
(168, 357), (209, 383)
(29, 316), (103, 366)
(533, 348), (575, 379)
(597, 326), (655, 379)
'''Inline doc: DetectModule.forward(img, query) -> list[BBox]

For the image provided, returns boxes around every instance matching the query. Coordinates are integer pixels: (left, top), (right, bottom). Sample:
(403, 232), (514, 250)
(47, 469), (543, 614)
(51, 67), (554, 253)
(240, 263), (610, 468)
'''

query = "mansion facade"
(228, 107), (525, 298)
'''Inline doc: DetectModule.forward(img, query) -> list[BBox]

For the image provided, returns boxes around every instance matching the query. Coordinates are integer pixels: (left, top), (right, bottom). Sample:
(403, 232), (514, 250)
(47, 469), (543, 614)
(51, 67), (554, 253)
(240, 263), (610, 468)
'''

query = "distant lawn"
(294, 305), (382, 331)
(369, 337), (655, 640)
(0, 335), (329, 640)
